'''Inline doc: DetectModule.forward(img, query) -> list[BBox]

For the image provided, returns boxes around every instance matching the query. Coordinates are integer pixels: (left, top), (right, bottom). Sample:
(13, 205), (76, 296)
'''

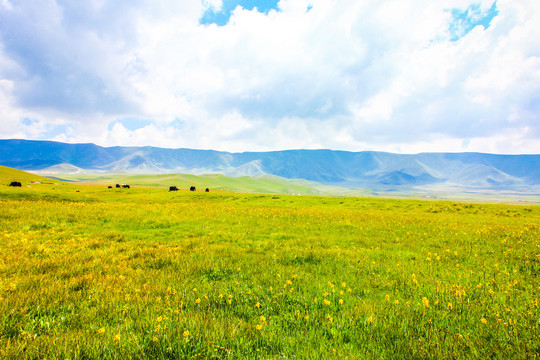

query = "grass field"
(42, 172), (370, 197)
(0, 170), (539, 359)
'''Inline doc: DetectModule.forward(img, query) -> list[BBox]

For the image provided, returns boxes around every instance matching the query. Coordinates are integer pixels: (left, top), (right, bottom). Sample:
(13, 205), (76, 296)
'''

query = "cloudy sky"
(0, 0), (539, 154)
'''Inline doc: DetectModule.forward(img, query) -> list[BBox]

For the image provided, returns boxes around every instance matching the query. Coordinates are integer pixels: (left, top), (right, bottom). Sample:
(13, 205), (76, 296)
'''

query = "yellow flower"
(367, 315), (373, 324)
(394, 300), (399, 305)
(260, 316), (266, 322)
(304, 315), (309, 321)
(195, 298), (201, 304)
(341, 282), (346, 288)
(422, 297), (430, 307)
(255, 324), (263, 331)
(326, 315), (333, 322)
(448, 303), (453, 310)
(323, 299), (331, 306)
(385, 295), (390, 301)
(113, 334), (120, 342)
(255, 302), (261, 308)
(97, 327), (105, 335)
(182, 330), (189, 337)
(156, 316), (162, 323)
(481, 318), (487, 324)
(339, 299), (344, 305)
(152, 336), (158, 342)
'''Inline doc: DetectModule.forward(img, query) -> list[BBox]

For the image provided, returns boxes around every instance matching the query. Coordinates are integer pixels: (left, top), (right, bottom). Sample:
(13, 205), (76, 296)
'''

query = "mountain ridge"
(1, 139), (538, 191)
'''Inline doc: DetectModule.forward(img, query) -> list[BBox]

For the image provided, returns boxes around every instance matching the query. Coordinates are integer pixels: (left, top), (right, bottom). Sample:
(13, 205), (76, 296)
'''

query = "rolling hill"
(0, 139), (538, 193)
(0, 165), (59, 185)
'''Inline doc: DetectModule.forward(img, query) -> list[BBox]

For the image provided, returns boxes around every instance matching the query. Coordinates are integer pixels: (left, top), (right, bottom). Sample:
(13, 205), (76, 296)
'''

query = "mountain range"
(1, 139), (539, 191)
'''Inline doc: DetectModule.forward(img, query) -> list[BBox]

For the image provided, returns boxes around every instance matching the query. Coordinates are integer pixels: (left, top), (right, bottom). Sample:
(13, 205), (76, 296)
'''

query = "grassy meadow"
(0, 172), (539, 359)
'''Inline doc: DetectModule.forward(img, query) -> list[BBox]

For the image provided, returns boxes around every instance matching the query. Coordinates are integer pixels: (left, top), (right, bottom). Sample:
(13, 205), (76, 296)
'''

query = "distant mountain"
(1, 139), (539, 191)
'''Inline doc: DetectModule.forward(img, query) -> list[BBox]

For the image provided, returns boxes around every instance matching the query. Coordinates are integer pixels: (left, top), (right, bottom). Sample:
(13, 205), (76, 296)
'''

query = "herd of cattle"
(107, 184), (130, 189)
(170, 186), (210, 192)
(106, 184), (209, 192)
(7, 181), (209, 192)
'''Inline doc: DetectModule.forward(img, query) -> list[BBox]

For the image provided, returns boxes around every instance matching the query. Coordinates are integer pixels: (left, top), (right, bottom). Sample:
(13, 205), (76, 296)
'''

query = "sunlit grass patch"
(0, 185), (538, 359)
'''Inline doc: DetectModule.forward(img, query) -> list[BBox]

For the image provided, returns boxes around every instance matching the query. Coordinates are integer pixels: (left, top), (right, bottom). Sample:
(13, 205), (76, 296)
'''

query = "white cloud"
(0, 0), (538, 154)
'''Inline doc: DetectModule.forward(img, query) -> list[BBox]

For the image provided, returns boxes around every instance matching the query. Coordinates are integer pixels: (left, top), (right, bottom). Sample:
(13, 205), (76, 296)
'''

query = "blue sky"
(201, 0), (280, 26)
(0, 0), (539, 154)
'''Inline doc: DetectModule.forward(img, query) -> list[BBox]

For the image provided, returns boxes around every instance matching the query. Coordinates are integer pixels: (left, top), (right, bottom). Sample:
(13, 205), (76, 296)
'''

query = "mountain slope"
(0, 139), (538, 190)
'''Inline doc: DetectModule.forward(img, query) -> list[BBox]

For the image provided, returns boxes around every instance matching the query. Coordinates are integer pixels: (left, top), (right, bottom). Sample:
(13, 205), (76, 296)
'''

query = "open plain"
(0, 171), (539, 359)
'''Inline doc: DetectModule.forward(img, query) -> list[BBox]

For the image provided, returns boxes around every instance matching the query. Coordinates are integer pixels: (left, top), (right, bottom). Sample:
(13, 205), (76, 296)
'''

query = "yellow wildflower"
(182, 330), (189, 337)
(97, 327), (105, 335)
(422, 297), (430, 307)
(339, 299), (344, 305)
(255, 324), (263, 331)
(481, 318), (487, 324)
(113, 334), (120, 342)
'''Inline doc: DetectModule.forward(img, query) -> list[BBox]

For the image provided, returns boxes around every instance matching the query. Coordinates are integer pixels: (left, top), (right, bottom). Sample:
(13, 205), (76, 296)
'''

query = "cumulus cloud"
(0, 0), (539, 154)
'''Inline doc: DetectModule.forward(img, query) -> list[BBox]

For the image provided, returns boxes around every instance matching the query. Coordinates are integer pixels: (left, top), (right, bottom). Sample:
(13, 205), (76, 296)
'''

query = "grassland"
(45, 172), (368, 197)
(0, 173), (539, 359)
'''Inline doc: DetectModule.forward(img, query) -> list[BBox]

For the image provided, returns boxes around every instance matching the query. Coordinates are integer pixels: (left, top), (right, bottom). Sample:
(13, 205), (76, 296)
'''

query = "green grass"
(52, 172), (368, 196)
(0, 170), (539, 359)
(0, 165), (62, 185)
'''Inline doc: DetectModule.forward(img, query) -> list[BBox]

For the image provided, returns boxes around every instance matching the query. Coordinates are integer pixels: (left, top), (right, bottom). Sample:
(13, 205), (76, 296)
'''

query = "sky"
(0, 0), (539, 154)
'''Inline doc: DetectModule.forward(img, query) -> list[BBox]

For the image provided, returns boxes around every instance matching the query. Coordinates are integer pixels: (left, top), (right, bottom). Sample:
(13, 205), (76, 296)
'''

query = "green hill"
(0, 165), (60, 185)
(53, 172), (368, 196)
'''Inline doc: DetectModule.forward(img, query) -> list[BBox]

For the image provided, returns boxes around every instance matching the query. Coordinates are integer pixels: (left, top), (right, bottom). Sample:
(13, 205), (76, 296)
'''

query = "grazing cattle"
(205, 188), (209, 192)
(108, 186), (113, 189)
(9, 181), (22, 187)
(115, 184), (121, 188)
(122, 184), (130, 189)
(169, 186), (179, 191)
(190, 186), (196, 191)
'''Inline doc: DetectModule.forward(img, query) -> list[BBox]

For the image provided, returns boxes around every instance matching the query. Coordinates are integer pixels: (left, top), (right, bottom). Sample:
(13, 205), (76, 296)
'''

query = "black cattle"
(122, 184), (130, 189)
(189, 186), (196, 191)
(9, 181), (22, 187)
(169, 186), (179, 191)
(108, 185), (113, 189)
(115, 184), (121, 188)
(205, 188), (209, 192)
